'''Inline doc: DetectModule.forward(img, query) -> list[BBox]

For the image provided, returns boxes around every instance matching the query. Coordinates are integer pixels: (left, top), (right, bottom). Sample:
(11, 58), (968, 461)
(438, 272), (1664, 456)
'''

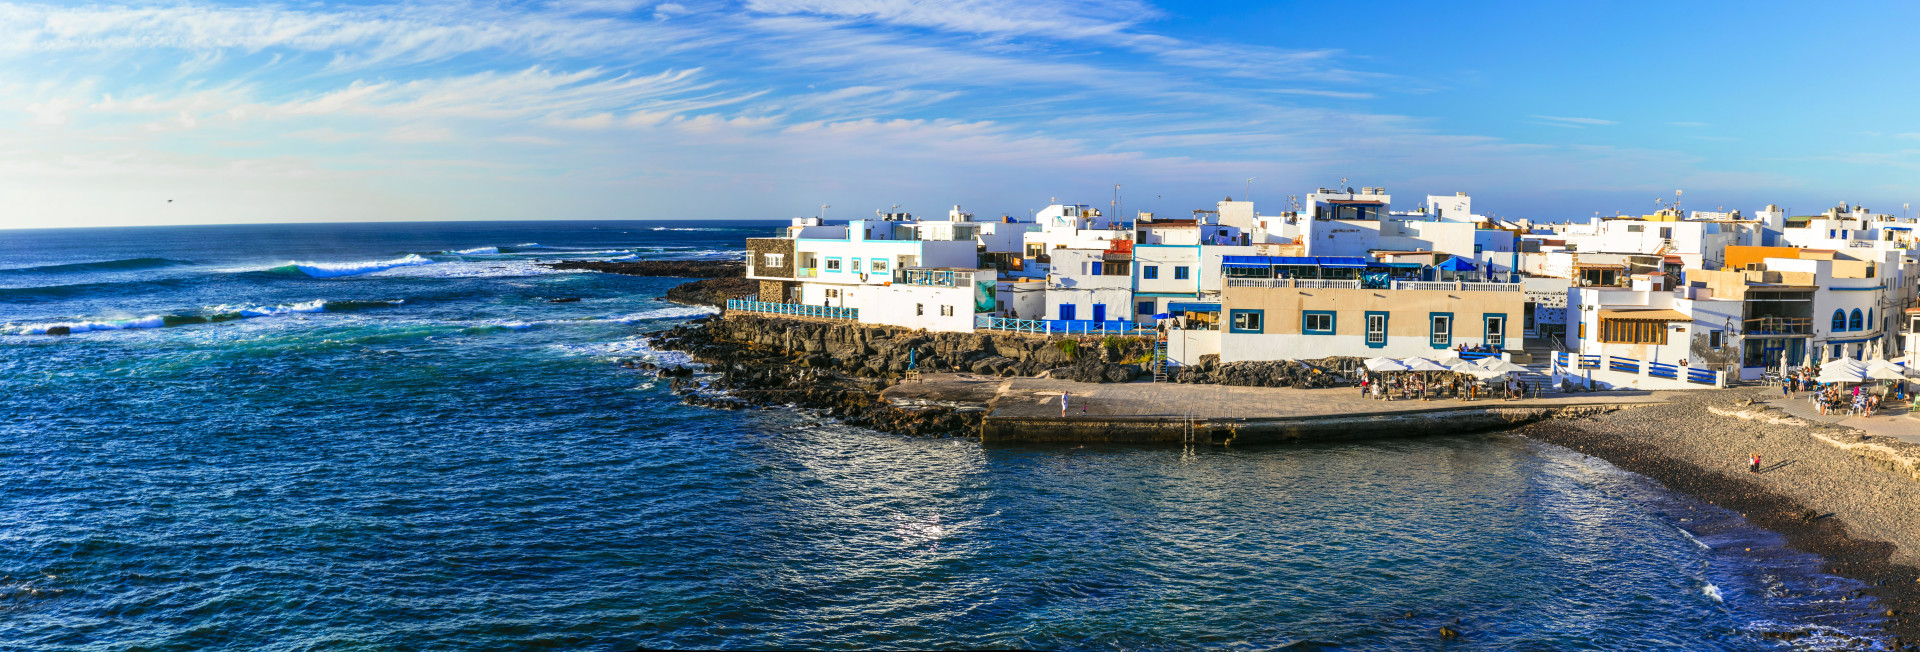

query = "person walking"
(1749, 453), (1762, 473)
(1060, 391), (1069, 418)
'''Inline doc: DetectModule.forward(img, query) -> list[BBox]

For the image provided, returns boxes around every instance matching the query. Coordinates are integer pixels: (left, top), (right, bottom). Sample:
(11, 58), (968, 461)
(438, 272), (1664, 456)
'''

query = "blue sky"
(6, 0), (1920, 228)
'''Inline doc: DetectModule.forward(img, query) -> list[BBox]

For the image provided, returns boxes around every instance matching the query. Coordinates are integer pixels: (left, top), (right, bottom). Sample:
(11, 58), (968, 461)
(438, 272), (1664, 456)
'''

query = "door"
(1092, 304), (1107, 323)
(1060, 304), (1076, 320)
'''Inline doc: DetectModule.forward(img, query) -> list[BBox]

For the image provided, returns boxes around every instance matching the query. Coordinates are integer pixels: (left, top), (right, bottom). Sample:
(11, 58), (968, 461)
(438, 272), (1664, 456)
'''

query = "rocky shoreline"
(1514, 391), (1920, 647)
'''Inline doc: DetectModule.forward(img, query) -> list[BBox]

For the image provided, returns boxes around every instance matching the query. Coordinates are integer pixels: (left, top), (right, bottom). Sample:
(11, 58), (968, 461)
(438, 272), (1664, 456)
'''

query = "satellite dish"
(1346, 187), (1355, 194)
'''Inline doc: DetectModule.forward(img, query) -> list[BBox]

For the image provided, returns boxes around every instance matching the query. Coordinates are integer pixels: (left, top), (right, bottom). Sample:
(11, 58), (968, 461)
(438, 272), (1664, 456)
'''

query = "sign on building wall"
(975, 280), (997, 313)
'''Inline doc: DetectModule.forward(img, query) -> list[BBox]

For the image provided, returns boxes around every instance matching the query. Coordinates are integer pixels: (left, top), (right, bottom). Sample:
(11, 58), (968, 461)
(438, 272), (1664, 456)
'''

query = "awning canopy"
(1598, 309), (1691, 321)
(1219, 255), (1370, 269)
(1436, 256), (1478, 271)
(1167, 302), (1221, 313)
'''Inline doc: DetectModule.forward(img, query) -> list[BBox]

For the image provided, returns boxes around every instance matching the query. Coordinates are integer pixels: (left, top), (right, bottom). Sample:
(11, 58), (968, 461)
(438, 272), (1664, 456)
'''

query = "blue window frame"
(1868, 308), (1875, 328)
(1174, 266), (1190, 280)
(1092, 304), (1107, 322)
(1833, 309), (1847, 332)
(1365, 311), (1389, 348)
(1138, 301), (1155, 316)
(1429, 312), (1454, 348)
(1849, 309), (1864, 331)
(1484, 313), (1507, 348)
(1303, 310), (1336, 335)
(1142, 265), (1159, 279)
(1059, 304), (1076, 320)
(1229, 309), (1264, 334)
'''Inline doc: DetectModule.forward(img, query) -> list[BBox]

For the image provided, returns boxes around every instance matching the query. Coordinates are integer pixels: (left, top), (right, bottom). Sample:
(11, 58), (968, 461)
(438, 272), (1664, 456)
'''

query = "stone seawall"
(980, 404), (1630, 445)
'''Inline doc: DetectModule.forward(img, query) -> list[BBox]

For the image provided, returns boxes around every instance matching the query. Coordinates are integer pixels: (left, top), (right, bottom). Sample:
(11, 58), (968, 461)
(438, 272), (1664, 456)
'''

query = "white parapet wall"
(1550, 351), (1726, 391)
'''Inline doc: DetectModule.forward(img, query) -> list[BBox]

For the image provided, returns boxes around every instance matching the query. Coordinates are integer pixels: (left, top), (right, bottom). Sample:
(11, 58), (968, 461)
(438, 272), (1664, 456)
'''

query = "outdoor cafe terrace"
(1221, 255), (1521, 291)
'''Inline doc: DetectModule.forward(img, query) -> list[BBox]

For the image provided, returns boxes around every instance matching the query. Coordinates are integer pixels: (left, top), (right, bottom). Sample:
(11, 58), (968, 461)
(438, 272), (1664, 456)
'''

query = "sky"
(6, 0), (1920, 229)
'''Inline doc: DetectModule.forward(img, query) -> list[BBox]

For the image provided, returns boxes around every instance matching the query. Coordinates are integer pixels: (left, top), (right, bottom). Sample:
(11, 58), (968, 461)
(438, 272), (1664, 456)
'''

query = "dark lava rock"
(664, 277), (756, 308)
(548, 297), (582, 303)
(44, 326), (71, 336)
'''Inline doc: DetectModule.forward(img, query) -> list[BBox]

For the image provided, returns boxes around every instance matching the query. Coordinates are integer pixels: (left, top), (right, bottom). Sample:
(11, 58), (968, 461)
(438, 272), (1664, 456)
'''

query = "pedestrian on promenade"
(1060, 391), (1069, 417)
(1750, 453), (1762, 473)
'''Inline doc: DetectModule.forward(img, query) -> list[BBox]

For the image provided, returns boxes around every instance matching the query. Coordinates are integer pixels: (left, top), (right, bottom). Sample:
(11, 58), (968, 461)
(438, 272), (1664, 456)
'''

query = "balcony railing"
(975, 316), (1157, 336)
(895, 268), (974, 288)
(1223, 278), (1521, 292)
(1743, 316), (1813, 336)
(726, 297), (858, 321)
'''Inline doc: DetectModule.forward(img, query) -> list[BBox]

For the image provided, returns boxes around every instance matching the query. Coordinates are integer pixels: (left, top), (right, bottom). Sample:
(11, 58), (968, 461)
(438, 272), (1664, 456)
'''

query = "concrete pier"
(881, 374), (1679, 445)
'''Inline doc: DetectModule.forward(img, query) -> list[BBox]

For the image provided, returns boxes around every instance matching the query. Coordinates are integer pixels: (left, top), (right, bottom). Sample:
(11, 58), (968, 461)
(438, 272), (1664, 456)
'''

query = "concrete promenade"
(1761, 392), (1920, 444)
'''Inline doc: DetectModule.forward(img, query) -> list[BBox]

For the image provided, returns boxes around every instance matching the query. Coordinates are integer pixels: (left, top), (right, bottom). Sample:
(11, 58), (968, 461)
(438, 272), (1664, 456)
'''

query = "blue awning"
(1436, 256), (1478, 271)
(1314, 256), (1369, 268)
(1221, 255), (1273, 268)
(1270, 256), (1319, 265)
(1168, 302), (1221, 313)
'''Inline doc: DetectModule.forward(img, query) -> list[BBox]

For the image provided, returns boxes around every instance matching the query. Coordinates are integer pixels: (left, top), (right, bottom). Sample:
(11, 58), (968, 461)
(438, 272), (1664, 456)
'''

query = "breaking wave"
(448, 247), (500, 255)
(265, 255), (434, 278)
(4, 299), (404, 336)
(0, 257), (194, 275)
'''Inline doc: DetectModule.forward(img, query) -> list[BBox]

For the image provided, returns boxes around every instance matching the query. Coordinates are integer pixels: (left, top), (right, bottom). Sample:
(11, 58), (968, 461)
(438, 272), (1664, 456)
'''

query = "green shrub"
(1055, 339), (1078, 358)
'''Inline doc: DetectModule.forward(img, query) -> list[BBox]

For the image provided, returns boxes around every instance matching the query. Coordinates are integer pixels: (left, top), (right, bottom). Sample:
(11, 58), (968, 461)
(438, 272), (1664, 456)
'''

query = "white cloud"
(1530, 115), (1618, 127)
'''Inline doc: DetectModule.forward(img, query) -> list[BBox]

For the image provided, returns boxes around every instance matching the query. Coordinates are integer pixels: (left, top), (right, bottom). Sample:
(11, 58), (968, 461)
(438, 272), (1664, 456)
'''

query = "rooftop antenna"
(821, 204), (829, 221)
(1246, 177), (1254, 203)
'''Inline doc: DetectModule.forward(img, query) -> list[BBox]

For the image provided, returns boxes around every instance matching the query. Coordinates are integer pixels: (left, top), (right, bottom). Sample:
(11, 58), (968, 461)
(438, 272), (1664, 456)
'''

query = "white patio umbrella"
(1453, 362), (1503, 380)
(1866, 358), (1907, 380)
(1364, 357), (1409, 372)
(1400, 357), (1450, 372)
(1817, 362), (1869, 384)
(1478, 358), (1529, 375)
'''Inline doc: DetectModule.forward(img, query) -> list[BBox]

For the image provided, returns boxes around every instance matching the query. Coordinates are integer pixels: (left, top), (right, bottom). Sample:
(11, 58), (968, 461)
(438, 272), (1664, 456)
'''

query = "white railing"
(1226, 278), (1288, 288)
(1458, 282), (1524, 292)
(1393, 281), (1457, 291)
(1293, 279), (1361, 289)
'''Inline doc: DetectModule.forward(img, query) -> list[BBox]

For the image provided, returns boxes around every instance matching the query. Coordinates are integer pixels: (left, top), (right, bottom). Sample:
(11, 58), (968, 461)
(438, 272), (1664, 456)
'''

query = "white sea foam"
(291, 254), (434, 278)
(450, 246), (499, 255)
(649, 227), (742, 232)
(1674, 526), (1711, 550)
(374, 260), (568, 279)
(600, 305), (718, 323)
(4, 315), (168, 335)
(563, 336), (698, 366)
(1702, 583), (1724, 603)
(211, 299), (330, 317)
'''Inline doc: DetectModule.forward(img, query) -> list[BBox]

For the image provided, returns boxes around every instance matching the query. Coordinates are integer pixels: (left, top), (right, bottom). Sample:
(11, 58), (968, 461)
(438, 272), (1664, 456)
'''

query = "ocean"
(0, 221), (1884, 650)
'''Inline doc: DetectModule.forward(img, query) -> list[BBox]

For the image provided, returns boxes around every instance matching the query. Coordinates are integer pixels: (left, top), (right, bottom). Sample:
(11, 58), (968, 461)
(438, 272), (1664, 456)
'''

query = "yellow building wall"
(1221, 285), (1524, 339)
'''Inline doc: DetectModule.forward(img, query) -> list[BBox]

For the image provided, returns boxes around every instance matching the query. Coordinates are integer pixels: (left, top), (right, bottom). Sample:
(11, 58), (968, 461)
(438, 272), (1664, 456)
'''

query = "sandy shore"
(1515, 390), (1920, 645)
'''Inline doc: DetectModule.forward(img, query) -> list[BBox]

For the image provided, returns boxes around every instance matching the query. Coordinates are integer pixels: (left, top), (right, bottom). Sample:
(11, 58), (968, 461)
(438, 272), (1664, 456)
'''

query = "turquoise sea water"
(0, 222), (1887, 650)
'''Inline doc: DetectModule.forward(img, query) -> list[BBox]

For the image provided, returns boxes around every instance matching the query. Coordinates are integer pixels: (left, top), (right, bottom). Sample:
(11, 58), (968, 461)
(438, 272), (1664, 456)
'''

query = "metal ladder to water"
(1152, 334), (1169, 382)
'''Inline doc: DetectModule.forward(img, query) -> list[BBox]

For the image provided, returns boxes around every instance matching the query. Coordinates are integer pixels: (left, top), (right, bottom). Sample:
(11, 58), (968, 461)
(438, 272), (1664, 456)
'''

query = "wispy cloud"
(1530, 115), (1618, 127)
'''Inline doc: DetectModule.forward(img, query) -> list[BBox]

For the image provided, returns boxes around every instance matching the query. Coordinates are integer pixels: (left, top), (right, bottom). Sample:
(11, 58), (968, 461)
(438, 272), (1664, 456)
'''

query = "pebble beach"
(1517, 390), (1920, 645)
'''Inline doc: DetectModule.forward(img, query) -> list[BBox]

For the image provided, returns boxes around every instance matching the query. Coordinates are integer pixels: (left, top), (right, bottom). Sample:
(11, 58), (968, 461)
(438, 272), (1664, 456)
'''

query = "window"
(1868, 308), (1874, 326)
(1849, 309), (1864, 331)
(762, 253), (785, 267)
(1060, 304), (1076, 320)
(871, 259), (889, 274)
(940, 305), (955, 317)
(1578, 322), (1587, 340)
(1430, 313), (1453, 348)
(1230, 309), (1264, 333)
(1484, 314), (1505, 348)
(1138, 301), (1155, 316)
(1473, 244), (1483, 255)
(825, 288), (840, 298)
(1660, 227), (1673, 239)
(1833, 309), (1847, 332)
(826, 258), (842, 271)
(1143, 265), (1159, 279)
(1366, 312), (1388, 347)
(1174, 266), (1190, 280)
(1599, 319), (1669, 344)
(1026, 244), (1045, 258)
(1626, 224), (1644, 233)
(851, 259), (862, 274)
(916, 303), (924, 316)
(1303, 311), (1335, 335)
(1709, 330), (1724, 349)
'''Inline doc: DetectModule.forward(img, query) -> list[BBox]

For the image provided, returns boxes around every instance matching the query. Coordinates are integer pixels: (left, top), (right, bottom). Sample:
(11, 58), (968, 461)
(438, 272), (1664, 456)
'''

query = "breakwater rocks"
(644, 316), (990, 437)
(543, 259), (743, 278)
(664, 277), (756, 308)
(666, 314), (1139, 382)
(1166, 354), (1361, 388)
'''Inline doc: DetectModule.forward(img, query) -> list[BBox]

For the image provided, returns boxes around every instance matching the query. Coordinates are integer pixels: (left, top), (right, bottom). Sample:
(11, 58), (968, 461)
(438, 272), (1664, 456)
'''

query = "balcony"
(895, 268), (975, 288)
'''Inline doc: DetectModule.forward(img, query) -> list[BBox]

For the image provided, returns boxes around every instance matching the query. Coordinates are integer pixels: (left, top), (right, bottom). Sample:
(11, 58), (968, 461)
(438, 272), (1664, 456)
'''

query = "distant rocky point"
(542, 259), (742, 278)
